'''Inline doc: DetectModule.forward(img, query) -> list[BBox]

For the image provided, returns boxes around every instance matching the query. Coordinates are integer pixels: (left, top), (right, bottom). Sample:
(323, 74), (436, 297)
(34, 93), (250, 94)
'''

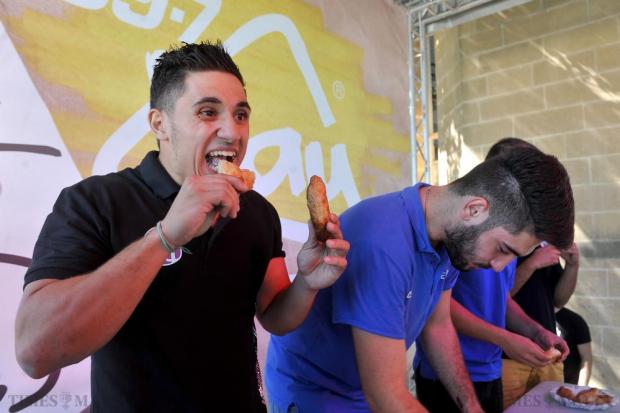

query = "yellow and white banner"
(0, 0), (408, 411)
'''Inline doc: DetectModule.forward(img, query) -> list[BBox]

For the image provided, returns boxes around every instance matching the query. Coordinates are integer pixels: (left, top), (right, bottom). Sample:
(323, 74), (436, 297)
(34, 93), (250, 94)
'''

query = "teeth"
(206, 150), (237, 170)
(208, 150), (236, 158)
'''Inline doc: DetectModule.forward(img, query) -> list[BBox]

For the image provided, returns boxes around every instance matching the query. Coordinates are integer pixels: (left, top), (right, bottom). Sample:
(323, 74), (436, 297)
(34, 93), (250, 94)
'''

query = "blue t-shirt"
(266, 184), (459, 412)
(414, 260), (516, 382)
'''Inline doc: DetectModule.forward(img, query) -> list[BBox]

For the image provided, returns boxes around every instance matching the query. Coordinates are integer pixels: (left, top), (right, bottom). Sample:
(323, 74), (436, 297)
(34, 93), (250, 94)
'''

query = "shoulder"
(237, 191), (282, 234)
(240, 190), (279, 215)
(63, 169), (134, 197)
(341, 191), (411, 240)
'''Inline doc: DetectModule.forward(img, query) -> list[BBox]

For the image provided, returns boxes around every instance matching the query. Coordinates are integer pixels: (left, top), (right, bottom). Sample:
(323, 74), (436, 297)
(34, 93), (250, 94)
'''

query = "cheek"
(473, 240), (494, 260)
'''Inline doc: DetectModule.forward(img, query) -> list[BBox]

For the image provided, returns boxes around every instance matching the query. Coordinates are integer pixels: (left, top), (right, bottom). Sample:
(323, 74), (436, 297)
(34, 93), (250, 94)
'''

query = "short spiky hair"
(150, 41), (244, 113)
(486, 137), (537, 160)
(450, 147), (575, 249)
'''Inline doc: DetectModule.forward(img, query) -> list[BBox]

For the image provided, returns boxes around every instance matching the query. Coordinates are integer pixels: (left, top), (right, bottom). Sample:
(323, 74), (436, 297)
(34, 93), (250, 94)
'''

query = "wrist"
(146, 221), (191, 255)
(531, 326), (547, 343)
(294, 271), (320, 294)
(461, 398), (484, 413)
(144, 226), (170, 254)
(494, 329), (512, 348)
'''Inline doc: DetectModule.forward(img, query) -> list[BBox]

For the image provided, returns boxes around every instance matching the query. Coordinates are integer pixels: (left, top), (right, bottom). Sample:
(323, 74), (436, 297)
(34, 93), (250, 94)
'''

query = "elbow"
(15, 334), (55, 379)
(263, 323), (295, 337)
(553, 296), (568, 310)
(362, 384), (382, 412)
(256, 313), (299, 337)
(16, 346), (52, 379)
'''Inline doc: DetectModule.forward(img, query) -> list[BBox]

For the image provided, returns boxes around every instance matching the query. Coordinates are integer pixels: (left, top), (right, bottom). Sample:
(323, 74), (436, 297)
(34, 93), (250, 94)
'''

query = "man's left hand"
(533, 328), (570, 363)
(561, 242), (580, 267)
(296, 213), (349, 291)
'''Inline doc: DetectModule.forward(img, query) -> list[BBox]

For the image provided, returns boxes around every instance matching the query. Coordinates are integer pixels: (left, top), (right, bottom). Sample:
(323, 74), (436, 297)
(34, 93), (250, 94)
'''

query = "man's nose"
(217, 114), (243, 143)
(490, 254), (515, 272)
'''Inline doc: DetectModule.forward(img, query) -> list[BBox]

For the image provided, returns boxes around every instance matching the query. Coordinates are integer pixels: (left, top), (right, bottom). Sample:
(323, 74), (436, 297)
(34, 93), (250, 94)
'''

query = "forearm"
(15, 231), (168, 378)
(367, 387), (427, 413)
(352, 328), (428, 413)
(257, 273), (318, 335)
(578, 361), (592, 386)
(511, 262), (535, 296)
(420, 322), (480, 413)
(505, 297), (544, 339)
(451, 299), (510, 347)
(554, 264), (578, 308)
(577, 343), (593, 386)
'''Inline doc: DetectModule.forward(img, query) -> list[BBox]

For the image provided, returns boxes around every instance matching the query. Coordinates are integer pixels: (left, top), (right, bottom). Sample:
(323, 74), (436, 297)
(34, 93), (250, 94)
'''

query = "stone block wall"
(434, 0), (620, 388)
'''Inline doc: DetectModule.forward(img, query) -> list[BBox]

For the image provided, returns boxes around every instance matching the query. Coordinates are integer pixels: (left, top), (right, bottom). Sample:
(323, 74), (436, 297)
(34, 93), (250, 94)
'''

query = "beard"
(442, 223), (485, 271)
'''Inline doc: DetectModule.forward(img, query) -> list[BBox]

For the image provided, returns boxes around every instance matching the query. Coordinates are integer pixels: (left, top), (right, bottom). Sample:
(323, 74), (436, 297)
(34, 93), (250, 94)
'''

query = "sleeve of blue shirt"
(331, 241), (410, 340)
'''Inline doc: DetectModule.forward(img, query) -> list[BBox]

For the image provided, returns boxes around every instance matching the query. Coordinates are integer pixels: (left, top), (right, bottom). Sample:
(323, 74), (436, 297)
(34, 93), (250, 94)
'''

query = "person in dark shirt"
(503, 240), (580, 407)
(14, 41), (350, 412)
(556, 307), (592, 385)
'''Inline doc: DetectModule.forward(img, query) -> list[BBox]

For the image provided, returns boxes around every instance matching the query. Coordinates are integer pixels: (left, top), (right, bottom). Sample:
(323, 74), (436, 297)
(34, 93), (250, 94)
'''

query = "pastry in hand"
(543, 347), (562, 363)
(306, 175), (331, 242)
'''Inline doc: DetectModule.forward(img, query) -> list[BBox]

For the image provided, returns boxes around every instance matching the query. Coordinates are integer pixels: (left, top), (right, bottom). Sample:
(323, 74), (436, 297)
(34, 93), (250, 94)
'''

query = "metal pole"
(407, 10), (417, 185)
(419, 12), (431, 183)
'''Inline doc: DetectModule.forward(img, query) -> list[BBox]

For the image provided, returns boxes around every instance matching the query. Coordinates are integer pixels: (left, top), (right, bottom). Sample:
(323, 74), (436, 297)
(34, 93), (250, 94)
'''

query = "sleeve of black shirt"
(559, 308), (592, 345)
(24, 181), (111, 287)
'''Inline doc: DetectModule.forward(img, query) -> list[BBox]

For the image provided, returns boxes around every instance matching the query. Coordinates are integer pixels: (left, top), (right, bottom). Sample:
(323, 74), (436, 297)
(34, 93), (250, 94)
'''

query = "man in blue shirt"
(415, 262), (568, 413)
(414, 138), (570, 413)
(266, 144), (575, 412)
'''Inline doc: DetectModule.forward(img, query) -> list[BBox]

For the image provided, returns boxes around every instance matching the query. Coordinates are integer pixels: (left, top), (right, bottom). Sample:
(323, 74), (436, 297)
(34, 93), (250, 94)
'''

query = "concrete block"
(563, 158), (591, 184)
(566, 127), (620, 158)
(533, 50), (595, 85)
(543, 17), (618, 54)
(480, 89), (545, 120)
(515, 105), (583, 137)
(487, 65), (533, 96)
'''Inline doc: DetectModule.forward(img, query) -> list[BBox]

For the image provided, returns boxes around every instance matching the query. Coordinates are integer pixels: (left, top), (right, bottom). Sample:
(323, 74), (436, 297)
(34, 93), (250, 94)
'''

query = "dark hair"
(150, 41), (244, 113)
(449, 147), (574, 249)
(486, 137), (538, 160)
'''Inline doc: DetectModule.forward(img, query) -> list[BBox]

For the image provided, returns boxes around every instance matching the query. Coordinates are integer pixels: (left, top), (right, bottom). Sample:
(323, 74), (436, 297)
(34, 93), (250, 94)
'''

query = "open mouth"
(206, 150), (237, 170)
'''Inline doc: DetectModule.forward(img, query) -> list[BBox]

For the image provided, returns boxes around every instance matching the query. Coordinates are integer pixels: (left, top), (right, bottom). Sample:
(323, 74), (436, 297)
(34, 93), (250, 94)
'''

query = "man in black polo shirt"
(14, 41), (350, 412)
(502, 241), (580, 407)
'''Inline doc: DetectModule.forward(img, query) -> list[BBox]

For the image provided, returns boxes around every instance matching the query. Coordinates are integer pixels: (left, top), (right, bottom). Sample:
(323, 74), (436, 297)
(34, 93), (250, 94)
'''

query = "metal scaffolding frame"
(401, 0), (531, 184)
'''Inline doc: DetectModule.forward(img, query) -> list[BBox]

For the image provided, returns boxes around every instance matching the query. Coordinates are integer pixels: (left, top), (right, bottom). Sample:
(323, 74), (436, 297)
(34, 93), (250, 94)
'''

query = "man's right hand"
(500, 331), (553, 367)
(161, 174), (248, 247)
(523, 244), (561, 271)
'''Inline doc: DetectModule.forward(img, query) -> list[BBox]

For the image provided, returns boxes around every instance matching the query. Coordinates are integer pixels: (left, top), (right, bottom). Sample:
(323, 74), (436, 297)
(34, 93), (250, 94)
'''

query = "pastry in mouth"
(213, 158), (255, 189)
(206, 150), (237, 171)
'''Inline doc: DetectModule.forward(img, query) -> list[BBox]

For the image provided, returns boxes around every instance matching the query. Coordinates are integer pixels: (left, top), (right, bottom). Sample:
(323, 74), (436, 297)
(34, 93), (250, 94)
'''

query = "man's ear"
(461, 197), (489, 224)
(149, 108), (169, 143)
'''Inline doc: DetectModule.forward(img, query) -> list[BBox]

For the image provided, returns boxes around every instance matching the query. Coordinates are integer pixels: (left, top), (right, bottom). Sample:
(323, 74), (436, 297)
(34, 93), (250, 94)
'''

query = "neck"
(422, 185), (441, 247)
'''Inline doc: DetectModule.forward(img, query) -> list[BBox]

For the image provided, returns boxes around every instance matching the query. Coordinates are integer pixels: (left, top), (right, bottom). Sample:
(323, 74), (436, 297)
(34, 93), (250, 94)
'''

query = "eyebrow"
(503, 243), (525, 257)
(193, 96), (251, 111)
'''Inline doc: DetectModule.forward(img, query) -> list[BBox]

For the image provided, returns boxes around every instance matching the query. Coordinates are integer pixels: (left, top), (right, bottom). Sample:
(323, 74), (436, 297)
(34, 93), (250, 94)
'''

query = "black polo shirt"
(26, 151), (284, 412)
(556, 307), (591, 384)
(513, 254), (563, 333)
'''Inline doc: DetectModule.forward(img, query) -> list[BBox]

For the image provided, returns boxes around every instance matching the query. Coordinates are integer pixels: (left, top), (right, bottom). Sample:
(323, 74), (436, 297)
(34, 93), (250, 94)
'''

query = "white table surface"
(504, 381), (620, 413)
